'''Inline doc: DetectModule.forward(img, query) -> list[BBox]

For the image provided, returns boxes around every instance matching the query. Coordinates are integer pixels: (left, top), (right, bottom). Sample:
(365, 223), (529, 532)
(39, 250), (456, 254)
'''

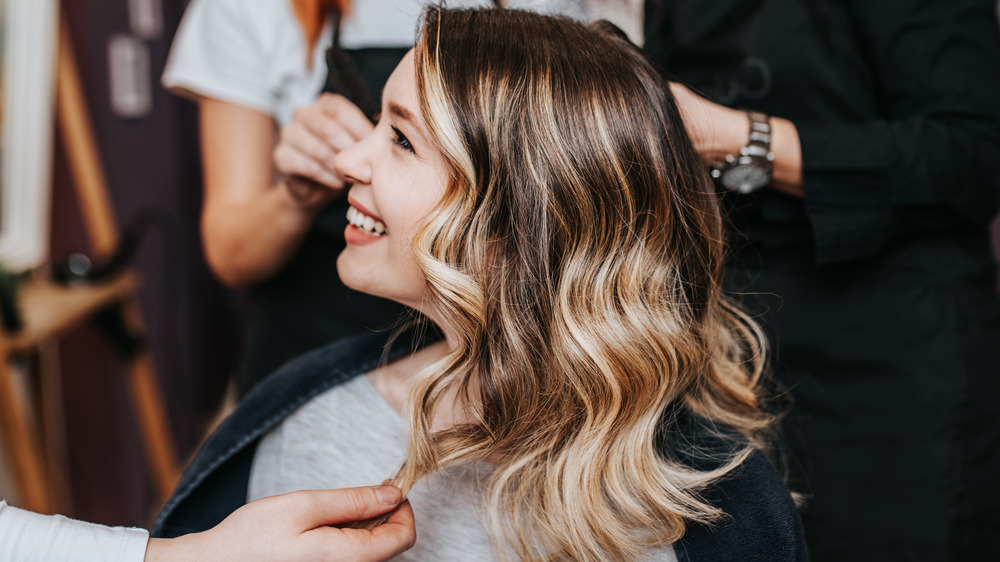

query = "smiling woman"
(334, 51), (450, 309)
(153, 7), (807, 561)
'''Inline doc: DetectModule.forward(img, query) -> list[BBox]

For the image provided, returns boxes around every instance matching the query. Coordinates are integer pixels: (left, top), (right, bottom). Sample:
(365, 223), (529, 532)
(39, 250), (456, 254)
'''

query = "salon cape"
(152, 328), (808, 561)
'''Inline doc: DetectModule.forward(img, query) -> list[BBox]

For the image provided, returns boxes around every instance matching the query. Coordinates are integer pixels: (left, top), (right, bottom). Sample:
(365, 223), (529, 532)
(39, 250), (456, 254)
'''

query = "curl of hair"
(392, 7), (773, 561)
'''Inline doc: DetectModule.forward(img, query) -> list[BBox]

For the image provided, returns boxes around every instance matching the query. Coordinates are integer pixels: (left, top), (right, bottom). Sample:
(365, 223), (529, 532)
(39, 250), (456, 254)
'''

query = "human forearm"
(671, 83), (803, 197)
(201, 180), (329, 287)
(0, 501), (149, 562)
(145, 487), (415, 562)
(768, 117), (803, 197)
(198, 97), (344, 287)
(198, 94), (372, 286)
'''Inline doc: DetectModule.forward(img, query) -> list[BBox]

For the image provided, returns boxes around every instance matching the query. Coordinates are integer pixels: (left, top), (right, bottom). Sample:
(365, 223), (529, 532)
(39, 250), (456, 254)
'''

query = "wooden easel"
(0, 7), (178, 514)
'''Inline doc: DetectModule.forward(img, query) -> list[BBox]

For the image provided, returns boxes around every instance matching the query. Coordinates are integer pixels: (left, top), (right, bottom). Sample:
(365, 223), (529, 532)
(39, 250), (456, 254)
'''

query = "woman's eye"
(391, 126), (415, 153)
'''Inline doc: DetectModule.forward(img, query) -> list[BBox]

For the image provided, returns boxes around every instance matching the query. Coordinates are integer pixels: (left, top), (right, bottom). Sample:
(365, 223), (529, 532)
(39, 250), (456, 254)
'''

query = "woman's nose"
(333, 133), (373, 185)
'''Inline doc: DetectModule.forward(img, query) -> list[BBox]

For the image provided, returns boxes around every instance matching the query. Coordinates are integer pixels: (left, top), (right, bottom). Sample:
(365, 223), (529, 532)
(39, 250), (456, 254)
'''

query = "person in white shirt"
(162, 0), (592, 398)
(0, 484), (414, 562)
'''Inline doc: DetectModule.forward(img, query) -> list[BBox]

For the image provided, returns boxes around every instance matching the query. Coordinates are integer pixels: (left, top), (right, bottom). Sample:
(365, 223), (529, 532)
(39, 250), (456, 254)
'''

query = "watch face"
(720, 162), (770, 194)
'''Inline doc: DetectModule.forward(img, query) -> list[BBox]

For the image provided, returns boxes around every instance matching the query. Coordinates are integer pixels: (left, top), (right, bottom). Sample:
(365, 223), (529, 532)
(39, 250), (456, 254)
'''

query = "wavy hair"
(390, 7), (772, 560)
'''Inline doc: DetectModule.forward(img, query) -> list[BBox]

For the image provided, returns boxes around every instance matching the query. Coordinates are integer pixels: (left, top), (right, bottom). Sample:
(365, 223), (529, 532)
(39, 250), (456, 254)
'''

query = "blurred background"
(0, 0), (999, 530)
(0, 0), (239, 527)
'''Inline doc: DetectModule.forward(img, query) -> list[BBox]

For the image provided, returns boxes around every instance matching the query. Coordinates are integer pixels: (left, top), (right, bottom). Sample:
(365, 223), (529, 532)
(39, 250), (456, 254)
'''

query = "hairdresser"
(163, 0), (590, 397)
(643, 0), (1000, 560)
(0, 485), (414, 561)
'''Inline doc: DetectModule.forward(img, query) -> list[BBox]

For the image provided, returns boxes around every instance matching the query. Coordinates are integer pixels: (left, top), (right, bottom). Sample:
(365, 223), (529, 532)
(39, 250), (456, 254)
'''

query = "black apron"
(237, 23), (409, 397)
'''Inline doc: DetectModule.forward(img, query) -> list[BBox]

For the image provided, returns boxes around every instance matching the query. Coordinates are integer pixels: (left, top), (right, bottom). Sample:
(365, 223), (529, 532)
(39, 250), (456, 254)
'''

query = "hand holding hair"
(668, 82), (803, 195)
(274, 93), (374, 209)
(144, 486), (415, 562)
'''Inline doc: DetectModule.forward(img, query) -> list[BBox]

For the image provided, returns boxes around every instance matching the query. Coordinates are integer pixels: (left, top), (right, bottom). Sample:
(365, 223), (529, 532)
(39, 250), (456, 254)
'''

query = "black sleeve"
(798, 0), (1000, 263)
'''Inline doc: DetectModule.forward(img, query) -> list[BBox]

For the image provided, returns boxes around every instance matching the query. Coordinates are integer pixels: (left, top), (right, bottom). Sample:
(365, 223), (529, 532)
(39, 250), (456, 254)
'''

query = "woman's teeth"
(347, 205), (386, 236)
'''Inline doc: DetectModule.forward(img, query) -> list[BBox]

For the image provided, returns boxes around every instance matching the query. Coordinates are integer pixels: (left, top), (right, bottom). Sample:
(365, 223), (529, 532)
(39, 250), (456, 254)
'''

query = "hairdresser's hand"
(145, 485), (415, 562)
(669, 82), (804, 196)
(273, 93), (374, 209)
(669, 82), (747, 163)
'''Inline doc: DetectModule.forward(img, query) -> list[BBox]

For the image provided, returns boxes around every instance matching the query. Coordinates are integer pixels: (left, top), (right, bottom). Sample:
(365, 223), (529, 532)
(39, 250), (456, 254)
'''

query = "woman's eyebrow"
(388, 101), (416, 124)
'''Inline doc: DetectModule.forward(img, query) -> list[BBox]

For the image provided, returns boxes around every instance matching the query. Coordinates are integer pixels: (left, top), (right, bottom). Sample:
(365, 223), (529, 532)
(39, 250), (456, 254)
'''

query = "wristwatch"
(710, 110), (774, 194)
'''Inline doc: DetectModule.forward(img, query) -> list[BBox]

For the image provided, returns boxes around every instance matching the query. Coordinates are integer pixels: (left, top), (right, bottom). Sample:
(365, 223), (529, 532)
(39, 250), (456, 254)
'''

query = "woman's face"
(334, 50), (450, 312)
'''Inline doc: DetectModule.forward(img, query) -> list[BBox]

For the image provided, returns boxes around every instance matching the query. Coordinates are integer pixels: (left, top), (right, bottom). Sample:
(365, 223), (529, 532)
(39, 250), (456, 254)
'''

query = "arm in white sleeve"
(161, 0), (276, 114)
(0, 500), (149, 562)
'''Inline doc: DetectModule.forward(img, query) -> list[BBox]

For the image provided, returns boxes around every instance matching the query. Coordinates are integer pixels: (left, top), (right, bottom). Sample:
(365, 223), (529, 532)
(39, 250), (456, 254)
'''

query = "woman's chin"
(336, 252), (400, 306)
(335, 252), (370, 295)
(336, 248), (429, 314)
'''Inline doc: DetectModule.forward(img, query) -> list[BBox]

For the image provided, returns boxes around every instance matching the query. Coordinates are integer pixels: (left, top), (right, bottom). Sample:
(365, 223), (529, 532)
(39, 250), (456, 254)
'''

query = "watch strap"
(743, 110), (772, 160)
(709, 110), (774, 193)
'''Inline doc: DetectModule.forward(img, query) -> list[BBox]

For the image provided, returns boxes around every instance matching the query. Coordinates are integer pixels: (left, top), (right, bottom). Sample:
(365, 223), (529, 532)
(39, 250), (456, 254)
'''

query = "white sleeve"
(0, 500), (150, 562)
(161, 0), (277, 115)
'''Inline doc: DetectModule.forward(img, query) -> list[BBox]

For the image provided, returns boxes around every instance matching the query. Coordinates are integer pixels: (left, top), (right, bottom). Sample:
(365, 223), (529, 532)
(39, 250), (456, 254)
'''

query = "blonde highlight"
(389, 8), (774, 560)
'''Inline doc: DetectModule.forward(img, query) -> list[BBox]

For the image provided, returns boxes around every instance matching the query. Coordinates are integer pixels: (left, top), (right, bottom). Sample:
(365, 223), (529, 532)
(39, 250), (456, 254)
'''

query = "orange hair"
(290, 0), (349, 68)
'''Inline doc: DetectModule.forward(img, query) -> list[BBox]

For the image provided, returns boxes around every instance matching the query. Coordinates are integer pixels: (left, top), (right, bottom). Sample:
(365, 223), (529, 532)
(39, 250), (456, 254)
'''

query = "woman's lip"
(344, 224), (381, 246)
(346, 195), (383, 222)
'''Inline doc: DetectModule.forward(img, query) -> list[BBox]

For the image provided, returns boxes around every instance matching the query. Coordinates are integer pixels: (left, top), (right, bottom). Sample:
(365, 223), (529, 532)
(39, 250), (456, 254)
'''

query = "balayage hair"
(391, 7), (771, 561)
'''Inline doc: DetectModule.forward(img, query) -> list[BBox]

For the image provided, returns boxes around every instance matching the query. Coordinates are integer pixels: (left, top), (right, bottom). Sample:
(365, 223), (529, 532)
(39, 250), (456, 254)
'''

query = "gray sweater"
(249, 374), (678, 561)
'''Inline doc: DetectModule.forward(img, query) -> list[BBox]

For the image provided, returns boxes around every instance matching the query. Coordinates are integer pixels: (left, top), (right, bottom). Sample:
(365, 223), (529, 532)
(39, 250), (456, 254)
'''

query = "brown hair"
(393, 7), (772, 560)
(289, 0), (349, 67)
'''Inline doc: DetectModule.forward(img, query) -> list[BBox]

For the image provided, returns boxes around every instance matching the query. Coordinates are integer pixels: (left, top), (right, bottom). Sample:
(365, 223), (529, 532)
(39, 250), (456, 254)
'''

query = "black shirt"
(645, 1), (1000, 560)
(646, 0), (1000, 266)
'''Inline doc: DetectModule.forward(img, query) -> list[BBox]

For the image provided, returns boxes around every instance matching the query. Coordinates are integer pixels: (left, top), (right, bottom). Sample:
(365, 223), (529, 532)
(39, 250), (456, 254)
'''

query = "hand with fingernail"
(144, 485), (415, 561)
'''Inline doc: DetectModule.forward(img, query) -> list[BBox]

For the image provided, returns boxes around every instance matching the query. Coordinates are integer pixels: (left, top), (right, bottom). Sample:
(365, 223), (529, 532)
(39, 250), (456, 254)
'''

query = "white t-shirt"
(162, 0), (587, 126)
(0, 500), (149, 562)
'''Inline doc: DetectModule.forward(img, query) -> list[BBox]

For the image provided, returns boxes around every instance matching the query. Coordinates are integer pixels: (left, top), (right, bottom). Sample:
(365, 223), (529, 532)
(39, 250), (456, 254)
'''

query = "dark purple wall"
(50, 0), (239, 525)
